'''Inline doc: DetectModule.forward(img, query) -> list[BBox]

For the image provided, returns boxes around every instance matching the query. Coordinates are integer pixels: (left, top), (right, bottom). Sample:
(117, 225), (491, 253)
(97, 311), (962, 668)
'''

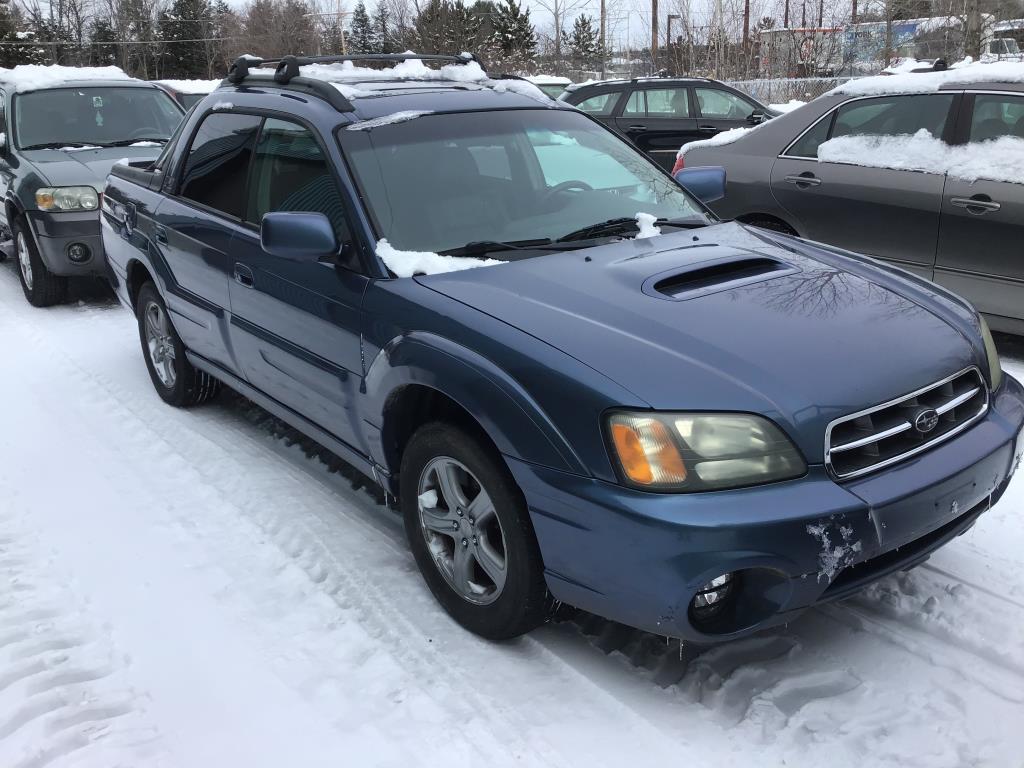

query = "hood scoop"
(643, 254), (799, 301)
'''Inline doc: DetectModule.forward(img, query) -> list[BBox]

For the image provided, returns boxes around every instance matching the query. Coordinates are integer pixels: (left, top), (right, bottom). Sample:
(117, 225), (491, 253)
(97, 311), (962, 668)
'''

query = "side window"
(623, 90), (644, 116)
(831, 94), (954, 140)
(970, 94), (1024, 142)
(784, 112), (834, 158)
(695, 88), (755, 119)
(246, 118), (350, 244)
(644, 88), (691, 117)
(179, 112), (261, 218)
(575, 91), (621, 116)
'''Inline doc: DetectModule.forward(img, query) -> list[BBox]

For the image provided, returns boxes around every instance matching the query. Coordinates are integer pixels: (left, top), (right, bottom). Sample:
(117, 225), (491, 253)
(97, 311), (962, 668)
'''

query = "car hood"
(416, 222), (980, 463)
(20, 145), (164, 189)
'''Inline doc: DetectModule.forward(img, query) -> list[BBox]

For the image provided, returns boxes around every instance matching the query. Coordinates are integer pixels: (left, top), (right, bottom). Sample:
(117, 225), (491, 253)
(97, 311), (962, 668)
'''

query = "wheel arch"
(125, 258), (155, 309)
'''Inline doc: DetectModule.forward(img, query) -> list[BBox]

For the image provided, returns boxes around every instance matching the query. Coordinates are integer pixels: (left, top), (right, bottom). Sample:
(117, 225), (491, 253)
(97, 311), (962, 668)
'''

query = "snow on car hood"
(20, 145), (165, 189)
(417, 222), (978, 461)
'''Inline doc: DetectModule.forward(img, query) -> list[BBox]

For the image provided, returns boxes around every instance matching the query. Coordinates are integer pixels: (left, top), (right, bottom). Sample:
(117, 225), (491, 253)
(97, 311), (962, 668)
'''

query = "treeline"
(0, 0), (606, 79)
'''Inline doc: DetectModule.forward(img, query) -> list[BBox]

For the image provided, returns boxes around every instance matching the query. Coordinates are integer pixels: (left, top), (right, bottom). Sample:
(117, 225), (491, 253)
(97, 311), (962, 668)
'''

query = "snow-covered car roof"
(0, 64), (139, 93)
(832, 59), (1024, 97)
(526, 75), (572, 86)
(154, 79), (221, 94)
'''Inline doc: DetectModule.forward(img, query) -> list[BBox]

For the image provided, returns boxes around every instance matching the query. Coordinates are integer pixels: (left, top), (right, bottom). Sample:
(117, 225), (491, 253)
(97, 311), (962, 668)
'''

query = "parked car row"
(5, 56), (1024, 650)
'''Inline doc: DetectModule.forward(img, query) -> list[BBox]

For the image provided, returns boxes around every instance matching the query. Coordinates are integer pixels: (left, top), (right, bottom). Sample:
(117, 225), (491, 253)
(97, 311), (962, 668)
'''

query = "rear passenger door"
(692, 86), (762, 137)
(155, 111), (261, 373)
(227, 117), (369, 451)
(935, 92), (1024, 325)
(613, 86), (699, 170)
(770, 93), (957, 276)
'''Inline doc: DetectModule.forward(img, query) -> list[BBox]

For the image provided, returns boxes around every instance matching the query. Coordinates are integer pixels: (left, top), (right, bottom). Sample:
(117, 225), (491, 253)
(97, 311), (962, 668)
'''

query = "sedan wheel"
(17, 232), (33, 291)
(144, 300), (177, 389)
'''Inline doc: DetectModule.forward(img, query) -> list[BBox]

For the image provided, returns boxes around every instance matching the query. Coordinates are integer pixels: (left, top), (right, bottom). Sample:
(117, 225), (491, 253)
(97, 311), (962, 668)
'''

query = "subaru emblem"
(914, 408), (939, 434)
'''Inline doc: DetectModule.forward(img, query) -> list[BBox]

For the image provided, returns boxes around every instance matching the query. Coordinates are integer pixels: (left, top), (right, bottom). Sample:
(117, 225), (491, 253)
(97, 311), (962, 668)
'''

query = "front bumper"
(510, 374), (1024, 643)
(26, 210), (105, 277)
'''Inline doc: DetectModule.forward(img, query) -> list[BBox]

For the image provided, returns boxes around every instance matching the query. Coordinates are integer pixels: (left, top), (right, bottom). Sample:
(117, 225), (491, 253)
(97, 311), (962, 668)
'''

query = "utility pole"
(600, 0), (606, 78)
(784, 0), (789, 27)
(742, 0), (749, 49)
(651, 0), (659, 74)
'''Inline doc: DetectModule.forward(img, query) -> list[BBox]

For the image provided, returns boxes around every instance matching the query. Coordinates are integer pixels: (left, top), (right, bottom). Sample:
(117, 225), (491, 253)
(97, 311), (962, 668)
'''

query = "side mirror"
(747, 110), (767, 124)
(674, 166), (726, 204)
(260, 211), (338, 262)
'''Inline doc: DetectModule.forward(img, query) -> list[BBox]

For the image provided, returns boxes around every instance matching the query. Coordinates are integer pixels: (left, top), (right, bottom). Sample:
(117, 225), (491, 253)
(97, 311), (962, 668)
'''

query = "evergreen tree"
(371, 1), (394, 53)
(490, 0), (535, 69)
(414, 0), (483, 56)
(347, 1), (375, 54)
(157, 0), (213, 78)
(564, 13), (600, 69)
(0, 0), (41, 67)
(89, 17), (120, 66)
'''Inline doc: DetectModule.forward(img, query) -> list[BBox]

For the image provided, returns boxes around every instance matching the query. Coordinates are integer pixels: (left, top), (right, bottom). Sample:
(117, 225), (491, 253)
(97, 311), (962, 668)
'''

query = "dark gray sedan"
(681, 70), (1024, 335)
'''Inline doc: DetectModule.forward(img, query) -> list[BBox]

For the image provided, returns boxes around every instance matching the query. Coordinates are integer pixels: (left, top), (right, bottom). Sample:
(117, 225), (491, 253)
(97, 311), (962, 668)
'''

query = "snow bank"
(376, 239), (503, 277)
(818, 128), (1024, 184)
(769, 99), (807, 113)
(346, 110), (433, 131)
(832, 59), (1024, 97)
(678, 126), (756, 158)
(0, 64), (133, 92)
(155, 78), (220, 94)
(634, 212), (661, 239)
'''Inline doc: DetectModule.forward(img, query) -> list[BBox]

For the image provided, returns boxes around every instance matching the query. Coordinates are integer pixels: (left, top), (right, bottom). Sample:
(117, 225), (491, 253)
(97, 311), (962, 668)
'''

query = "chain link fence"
(725, 76), (860, 105)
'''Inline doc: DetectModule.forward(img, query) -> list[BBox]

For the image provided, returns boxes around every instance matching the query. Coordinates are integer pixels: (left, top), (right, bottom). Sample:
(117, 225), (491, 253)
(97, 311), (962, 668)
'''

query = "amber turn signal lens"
(609, 416), (687, 487)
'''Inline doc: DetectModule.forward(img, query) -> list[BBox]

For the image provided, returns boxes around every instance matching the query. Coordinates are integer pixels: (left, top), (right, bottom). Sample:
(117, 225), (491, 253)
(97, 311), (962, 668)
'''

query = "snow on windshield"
(832, 59), (1024, 97)
(346, 110), (434, 131)
(818, 128), (1024, 185)
(0, 64), (134, 93)
(634, 213), (662, 239)
(376, 239), (504, 277)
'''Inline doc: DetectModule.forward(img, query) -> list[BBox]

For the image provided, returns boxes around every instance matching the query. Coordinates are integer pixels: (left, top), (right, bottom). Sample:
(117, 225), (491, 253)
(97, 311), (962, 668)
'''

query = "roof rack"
(226, 52), (480, 86)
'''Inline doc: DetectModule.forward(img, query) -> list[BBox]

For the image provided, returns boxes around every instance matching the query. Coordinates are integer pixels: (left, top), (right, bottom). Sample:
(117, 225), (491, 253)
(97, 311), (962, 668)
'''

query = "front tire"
(14, 219), (67, 307)
(401, 423), (549, 640)
(135, 281), (220, 407)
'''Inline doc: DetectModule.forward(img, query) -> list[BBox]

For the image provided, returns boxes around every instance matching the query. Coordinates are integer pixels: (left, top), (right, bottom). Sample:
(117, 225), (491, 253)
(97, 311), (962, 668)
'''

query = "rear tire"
(401, 422), (549, 640)
(136, 281), (220, 407)
(14, 219), (67, 307)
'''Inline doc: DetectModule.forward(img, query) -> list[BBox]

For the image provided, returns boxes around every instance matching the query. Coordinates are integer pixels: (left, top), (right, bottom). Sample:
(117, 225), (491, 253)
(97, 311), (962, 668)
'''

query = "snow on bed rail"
(155, 78), (221, 94)
(346, 110), (434, 130)
(0, 64), (134, 92)
(818, 128), (1024, 185)
(831, 59), (1024, 97)
(376, 239), (503, 277)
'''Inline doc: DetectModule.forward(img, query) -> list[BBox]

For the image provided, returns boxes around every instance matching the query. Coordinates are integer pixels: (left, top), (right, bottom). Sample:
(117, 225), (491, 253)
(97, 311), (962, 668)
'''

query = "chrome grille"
(826, 368), (989, 480)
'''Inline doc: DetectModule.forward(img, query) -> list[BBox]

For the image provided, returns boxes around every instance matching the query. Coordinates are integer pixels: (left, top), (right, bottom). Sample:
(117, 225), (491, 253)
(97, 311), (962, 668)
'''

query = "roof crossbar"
(227, 52), (480, 86)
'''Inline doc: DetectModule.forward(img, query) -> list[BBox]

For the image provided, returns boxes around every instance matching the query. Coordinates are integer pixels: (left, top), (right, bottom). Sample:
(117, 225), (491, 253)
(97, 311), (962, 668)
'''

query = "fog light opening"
(690, 572), (736, 624)
(67, 242), (91, 263)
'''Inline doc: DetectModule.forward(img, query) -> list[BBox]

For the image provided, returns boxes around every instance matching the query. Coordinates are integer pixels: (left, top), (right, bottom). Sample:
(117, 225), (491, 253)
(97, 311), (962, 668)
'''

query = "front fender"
(363, 331), (588, 481)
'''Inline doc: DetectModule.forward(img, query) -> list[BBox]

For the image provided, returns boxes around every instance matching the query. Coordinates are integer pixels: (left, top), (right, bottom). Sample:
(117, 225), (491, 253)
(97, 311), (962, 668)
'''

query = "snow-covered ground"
(1, 262), (1024, 767)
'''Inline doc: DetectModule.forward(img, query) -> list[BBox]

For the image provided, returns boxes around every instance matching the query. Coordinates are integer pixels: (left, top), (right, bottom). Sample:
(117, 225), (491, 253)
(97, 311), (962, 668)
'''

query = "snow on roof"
(346, 110), (433, 130)
(0, 64), (135, 92)
(376, 239), (503, 277)
(832, 59), (1024, 97)
(155, 79), (220, 94)
(769, 99), (807, 113)
(818, 128), (1024, 185)
(678, 125), (757, 158)
(526, 75), (572, 85)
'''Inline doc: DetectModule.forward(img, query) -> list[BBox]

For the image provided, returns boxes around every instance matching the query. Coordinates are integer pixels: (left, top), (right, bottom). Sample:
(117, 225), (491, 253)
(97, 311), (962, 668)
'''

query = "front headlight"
(979, 315), (1003, 391)
(607, 411), (806, 492)
(36, 186), (99, 211)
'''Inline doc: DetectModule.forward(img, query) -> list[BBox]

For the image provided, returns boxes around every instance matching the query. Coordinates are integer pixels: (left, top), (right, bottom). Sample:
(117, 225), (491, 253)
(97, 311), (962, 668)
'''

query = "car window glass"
(784, 112), (833, 158)
(575, 91), (620, 116)
(695, 88), (754, 119)
(831, 94), (954, 140)
(623, 90), (644, 116)
(247, 117), (350, 244)
(970, 94), (1024, 142)
(645, 88), (690, 117)
(179, 112), (261, 218)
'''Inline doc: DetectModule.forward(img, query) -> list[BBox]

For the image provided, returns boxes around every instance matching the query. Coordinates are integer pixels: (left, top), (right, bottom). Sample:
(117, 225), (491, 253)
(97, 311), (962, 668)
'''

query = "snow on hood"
(818, 128), (1024, 185)
(346, 110), (434, 131)
(376, 239), (503, 277)
(0, 64), (134, 92)
(678, 125), (758, 158)
(155, 78), (220, 94)
(634, 212), (661, 239)
(832, 59), (1024, 97)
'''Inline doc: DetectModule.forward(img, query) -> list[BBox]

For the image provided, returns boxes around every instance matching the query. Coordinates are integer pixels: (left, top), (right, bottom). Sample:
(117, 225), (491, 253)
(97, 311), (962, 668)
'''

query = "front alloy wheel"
(13, 220), (67, 307)
(144, 300), (177, 389)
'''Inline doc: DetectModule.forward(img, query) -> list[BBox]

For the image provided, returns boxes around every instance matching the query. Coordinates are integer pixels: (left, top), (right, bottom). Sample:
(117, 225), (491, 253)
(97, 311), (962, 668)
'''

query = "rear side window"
(643, 88), (691, 117)
(784, 113), (834, 158)
(695, 87), (754, 119)
(178, 112), (261, 218)
(831, 94), (954, 140)
(575, 91), (620, 116)
(969, 94), (1024, 142)
(246, 117), (350, 242)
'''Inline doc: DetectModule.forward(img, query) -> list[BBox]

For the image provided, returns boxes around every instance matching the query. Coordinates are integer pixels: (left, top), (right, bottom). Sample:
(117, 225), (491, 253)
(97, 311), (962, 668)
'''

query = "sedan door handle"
(154, 225), (168, 244)
(950, 195), (1001, 214)
(233, 263), (254, 288)
(626, 124), (647, 132)
(698, 125), (719, 133)
(784, 174), (822, 187)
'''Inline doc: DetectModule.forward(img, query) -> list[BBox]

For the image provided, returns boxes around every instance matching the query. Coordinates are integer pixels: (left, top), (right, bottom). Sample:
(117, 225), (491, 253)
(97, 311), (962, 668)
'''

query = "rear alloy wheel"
(135, 281), (220, 407)
(401, 423), (549, 640)
(14, 220), (67, 307)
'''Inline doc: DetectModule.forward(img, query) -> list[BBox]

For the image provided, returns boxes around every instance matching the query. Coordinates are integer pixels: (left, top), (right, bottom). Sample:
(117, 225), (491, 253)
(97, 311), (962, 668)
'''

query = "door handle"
(154, 225), (168, 243)
(233, 263), (254, 288)
(626, 124), (647, 132)
(784, 174), (822, 187)
(698, 125), (718, 133)
(950, 195), (1001, 214)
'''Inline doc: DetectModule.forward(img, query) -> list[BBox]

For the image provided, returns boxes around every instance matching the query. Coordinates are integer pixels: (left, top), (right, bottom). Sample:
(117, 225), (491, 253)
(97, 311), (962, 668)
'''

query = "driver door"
(692, 86), (762, 137)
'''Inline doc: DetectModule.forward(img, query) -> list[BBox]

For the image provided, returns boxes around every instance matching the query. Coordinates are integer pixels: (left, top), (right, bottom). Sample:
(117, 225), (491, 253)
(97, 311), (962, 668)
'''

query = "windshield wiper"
(438, 238), (555, 257)
(556, 216), (708, 243)
(20, 141), (94, 150)
(97, 138), (169, 147)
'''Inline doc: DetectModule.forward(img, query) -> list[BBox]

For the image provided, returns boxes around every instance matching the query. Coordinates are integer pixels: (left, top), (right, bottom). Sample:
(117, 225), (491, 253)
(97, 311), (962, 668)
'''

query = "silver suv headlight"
(979, 315), (1003, 391)
(35, 186), (99, 211)
(606, 411), (807, 492)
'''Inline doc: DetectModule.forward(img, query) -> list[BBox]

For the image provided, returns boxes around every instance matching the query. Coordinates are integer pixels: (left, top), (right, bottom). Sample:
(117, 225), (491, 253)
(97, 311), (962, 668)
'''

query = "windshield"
(340, 109), (710, 256)
(14, 86), (182, 149)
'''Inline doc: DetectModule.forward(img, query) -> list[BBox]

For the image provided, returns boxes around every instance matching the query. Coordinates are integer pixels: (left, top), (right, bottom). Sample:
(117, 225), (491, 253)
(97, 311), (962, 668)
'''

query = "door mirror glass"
(674, 166), (726, 204)
(748, 109), (767, 124)
(260, 211), (339, 261)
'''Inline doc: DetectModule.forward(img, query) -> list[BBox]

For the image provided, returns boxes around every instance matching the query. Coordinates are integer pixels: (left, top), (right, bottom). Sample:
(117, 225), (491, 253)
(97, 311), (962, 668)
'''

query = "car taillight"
(671, 153), (685, 175)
